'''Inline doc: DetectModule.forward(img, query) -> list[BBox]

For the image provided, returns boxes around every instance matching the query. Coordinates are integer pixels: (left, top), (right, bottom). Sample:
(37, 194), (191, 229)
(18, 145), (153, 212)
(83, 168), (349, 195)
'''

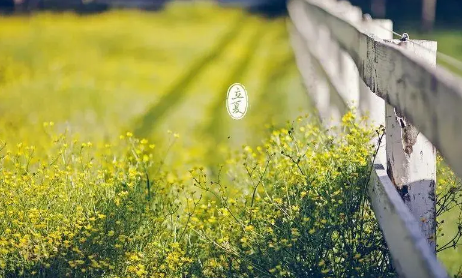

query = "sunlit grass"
(0, 7), (244, 144)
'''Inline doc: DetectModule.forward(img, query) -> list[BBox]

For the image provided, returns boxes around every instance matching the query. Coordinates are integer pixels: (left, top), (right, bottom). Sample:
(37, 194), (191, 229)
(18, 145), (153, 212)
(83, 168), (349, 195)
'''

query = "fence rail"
(287, 0), (462, 277)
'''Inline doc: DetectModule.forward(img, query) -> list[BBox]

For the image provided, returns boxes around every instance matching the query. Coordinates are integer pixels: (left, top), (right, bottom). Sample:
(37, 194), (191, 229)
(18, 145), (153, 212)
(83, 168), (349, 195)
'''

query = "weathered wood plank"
(301, 0), (462, 183)
(370, 161), (448, 278)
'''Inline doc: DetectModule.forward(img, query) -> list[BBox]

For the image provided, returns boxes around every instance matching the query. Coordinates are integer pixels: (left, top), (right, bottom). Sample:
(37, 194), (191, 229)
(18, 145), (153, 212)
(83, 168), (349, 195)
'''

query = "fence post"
(316, 25), (338, 126)
(337, 1), (362, 109)
(359, 18), (393, 165)
(316, 0), (339, 113)
(299, 6), (333, 124)
(385, 39), (437, 252)
(288, 16), (331, 126)
(292, 0), (341, 127)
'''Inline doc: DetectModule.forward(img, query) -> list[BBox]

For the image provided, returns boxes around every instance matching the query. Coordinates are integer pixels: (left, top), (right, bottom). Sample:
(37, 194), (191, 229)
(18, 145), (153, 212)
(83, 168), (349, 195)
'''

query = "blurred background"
(1, 0), (461, 30)
(0, 0), (461, 275)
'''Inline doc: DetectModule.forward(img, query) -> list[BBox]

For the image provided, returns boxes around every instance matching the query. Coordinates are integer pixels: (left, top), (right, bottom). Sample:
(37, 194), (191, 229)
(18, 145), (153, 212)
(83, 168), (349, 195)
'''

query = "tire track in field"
(251, 58), (313, 132)
(229, 25), (293, 145)
(201, 24), (266, 171)
(133, 14), (247, 138)
(252, 54), (295, 126)
(254, 28), (293, 101)
(255, 57), (311, 123)
(251, 28), (299, 126)
(245, 26), (314, 143)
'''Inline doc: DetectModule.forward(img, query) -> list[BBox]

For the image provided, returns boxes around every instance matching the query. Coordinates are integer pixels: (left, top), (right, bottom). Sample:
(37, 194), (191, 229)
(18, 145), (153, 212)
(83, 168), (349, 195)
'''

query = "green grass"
(0, 3), (311, 165)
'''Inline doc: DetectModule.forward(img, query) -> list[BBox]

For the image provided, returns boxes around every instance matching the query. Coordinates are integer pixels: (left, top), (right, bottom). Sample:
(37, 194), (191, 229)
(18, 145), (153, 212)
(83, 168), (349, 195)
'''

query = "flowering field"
(0, 2), (460, 277)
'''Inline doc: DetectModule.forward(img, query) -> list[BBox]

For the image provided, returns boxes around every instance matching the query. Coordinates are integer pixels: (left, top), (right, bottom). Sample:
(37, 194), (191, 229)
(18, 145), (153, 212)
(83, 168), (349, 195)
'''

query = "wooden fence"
(287, 0), (462, 277)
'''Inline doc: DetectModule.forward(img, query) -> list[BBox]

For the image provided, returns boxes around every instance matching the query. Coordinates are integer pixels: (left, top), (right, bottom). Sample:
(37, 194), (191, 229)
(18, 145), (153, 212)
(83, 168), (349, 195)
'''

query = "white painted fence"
(287, 0), (462, 277)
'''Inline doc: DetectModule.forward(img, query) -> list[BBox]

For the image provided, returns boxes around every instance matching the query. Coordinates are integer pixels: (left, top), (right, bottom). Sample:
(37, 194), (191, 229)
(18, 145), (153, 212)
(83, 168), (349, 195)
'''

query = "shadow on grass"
(133, 14), (247, 138)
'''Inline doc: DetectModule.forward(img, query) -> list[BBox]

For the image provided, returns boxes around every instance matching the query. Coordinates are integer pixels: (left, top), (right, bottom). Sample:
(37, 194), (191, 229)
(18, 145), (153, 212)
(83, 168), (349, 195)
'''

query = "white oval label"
(226, 83), (248, 120)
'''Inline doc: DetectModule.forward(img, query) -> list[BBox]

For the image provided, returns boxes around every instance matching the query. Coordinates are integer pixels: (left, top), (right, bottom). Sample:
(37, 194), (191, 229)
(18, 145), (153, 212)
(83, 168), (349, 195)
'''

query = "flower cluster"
(184, 112), (394, 277)
(0, 112), (398, 277)
(0, 130), (189, 277)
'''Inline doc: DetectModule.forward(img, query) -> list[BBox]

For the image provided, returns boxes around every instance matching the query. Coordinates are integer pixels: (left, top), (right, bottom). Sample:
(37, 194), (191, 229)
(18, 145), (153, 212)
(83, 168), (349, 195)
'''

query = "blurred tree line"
(1, 0), (461, 31)
(0, 0), (164, 13)
(350, 0), (462, 31)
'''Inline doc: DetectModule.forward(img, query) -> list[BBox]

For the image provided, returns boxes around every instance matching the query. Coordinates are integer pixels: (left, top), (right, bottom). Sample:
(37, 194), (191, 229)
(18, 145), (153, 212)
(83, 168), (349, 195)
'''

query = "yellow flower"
(291, 205), (300, 212)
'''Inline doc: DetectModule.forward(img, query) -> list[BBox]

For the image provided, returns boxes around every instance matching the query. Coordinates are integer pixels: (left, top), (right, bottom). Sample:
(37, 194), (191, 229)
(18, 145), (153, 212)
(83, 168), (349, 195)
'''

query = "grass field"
(0, 4), (311, 167)
(0, 3), (315, 277)
(0, 2), (461, 277)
